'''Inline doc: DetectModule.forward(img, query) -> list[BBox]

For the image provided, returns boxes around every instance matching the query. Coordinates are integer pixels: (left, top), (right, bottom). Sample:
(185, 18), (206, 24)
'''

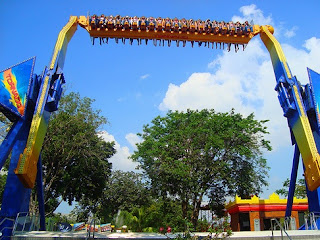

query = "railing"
(87, 218), (100, 239)
(283, 217), (297, 231)
(304, 212), (320, 230)
(284, 217), (290, 231)
(271, 218), (292, 240)
(12, 212), (40, 235)
(0, 217), (15, 240)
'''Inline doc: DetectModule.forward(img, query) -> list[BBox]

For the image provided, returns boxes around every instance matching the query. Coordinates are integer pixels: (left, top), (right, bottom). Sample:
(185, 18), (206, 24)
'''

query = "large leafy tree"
(131, 109), (271, 228)
(38, 92), (115, 215)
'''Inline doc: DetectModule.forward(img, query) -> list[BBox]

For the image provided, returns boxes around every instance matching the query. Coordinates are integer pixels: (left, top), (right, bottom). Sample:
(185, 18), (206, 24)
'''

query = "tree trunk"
(191, 194), (203, 229)
(29, 192), (38, 215)
(181, 199), (188, 219)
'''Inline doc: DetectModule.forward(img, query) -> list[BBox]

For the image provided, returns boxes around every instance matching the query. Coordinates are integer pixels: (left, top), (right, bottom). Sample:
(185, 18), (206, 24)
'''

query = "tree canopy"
(103, 170), (152, 214)
(39, 92), (116, 215)
(131, 109), (271, 228)
(71, 170), (152, 223)
(275, 178), (307, 199)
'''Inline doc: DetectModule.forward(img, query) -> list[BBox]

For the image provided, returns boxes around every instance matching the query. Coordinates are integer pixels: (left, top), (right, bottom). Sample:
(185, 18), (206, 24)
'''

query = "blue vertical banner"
(0, 57), (35, 121)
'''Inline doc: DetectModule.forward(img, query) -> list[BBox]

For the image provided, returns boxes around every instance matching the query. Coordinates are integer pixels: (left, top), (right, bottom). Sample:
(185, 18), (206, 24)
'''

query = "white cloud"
(158, 5), (320, 152)
(125, 133), (142, 149)
(140, 74), (150, 80)
(281, 37), (320, 84)
(232, 4), (273, 26)
(98, 131), (139, 171)
(284, 26), (298, 38)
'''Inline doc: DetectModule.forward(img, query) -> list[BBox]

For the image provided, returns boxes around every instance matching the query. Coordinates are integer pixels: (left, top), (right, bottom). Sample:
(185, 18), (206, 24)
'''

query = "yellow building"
(225, 193), (308, 231)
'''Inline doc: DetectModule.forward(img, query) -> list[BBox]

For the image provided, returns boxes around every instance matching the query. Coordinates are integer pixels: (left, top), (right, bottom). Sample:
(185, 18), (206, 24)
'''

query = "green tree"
(275, 178), (307, 199)
(104, 171), (151, 214)
(143, 198), (185, 232)
(72, 170), (152, 222)
(131, 109), (271, 228)
(0, 173), (7, 202)
(37, 92), (115, 215)
(0, 112), (12, 143)
(0, 113), (11, 205)
(109, 198), (185, 232)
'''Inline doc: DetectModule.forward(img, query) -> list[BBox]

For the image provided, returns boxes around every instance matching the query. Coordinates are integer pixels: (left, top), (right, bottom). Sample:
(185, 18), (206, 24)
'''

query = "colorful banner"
(100, 223), (112, 232)
(73, 222), (86, 231)
(0, 57), (35, 120)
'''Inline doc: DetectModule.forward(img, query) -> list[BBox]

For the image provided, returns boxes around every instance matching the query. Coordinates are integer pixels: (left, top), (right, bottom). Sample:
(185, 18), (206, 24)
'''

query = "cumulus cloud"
(98, 131), (139, 171)
(125, 133), (142, 149)
(159, 5), (320, 151)
(232, 4), (273, 26)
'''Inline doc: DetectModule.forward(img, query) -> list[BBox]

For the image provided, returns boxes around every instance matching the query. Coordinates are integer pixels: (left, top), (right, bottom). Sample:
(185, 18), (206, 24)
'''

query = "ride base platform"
(11, 230), (320, 240)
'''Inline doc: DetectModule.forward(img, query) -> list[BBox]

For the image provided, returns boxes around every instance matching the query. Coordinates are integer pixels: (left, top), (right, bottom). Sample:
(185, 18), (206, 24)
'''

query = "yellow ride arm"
(15, 16), (78, 188)
(259, 25), (320, 191)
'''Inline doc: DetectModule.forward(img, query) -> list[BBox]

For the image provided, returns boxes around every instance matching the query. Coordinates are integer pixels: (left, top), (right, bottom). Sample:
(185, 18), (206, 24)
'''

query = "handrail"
(304, 212), (320, 230)
(0, 217), (15, 240)
(283, 216), (297, 231)
(284, 217), (290, 230)
(271, 218), (292, 240)
(0, 218), (14, 227)
(12, 212), (40, 235)
(0, 227), (14, 240)
(13, 212), (28, 234)
(310, 212), (318, 230)
(87, 218), (100, 239)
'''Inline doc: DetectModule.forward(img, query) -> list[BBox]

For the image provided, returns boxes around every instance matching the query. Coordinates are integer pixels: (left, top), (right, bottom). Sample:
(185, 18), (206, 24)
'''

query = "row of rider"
(89, 14), (253, 35)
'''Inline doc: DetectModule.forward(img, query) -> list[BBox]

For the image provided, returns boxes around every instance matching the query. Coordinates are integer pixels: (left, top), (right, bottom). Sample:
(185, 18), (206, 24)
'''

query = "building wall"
(226, 194), (308, 231)
(249, 211), (260, 231)
(231, 210), (301, 231)
(230, 213), (240, 231)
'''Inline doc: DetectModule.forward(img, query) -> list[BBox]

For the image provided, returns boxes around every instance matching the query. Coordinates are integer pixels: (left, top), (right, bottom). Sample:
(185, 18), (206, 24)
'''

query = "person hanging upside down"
(148, 16), (155, 31)
(156, 17), (163, 31)
(99, 14), (105, 28)
(90, 14), (98, 29)
(106, 15), (114, 29)
(172, 17), (180, 32)
(140, 16), (147, 31)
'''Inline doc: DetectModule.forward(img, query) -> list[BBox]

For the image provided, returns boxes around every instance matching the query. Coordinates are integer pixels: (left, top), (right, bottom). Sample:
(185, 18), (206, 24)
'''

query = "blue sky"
(1, 1), (320, 213)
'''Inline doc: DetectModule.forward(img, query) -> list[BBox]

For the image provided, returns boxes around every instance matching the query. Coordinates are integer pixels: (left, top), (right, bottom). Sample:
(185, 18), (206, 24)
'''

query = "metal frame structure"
(0, 15), (319, 237)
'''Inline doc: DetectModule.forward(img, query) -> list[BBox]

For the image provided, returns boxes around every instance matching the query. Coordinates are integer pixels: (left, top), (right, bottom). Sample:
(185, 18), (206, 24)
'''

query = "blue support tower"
(0, 59), (47, 238)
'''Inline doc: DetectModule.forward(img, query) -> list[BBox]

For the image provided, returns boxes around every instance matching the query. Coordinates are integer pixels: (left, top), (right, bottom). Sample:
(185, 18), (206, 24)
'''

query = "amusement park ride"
(0, 14), (320, 236)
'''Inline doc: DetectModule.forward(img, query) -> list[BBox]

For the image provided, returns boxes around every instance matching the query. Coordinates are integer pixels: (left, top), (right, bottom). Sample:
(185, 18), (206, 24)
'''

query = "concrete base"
(12, 230), (320, 240)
